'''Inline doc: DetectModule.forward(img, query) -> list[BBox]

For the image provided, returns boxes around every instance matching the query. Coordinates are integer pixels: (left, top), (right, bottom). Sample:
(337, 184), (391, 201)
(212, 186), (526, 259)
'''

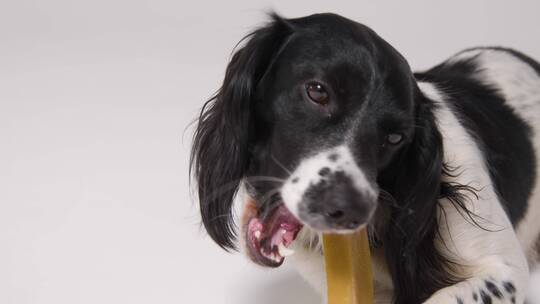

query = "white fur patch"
(280, 145), (377, 220)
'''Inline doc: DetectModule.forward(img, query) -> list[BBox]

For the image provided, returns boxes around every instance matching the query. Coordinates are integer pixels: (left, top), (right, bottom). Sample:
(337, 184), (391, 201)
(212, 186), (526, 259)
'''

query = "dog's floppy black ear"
(190, 14), (293, 251)
(381, 90), (459, 303)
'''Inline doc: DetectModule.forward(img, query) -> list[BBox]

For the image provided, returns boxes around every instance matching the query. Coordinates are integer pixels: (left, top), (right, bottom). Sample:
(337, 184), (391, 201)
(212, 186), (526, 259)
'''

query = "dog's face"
(192, 13), (441, 268)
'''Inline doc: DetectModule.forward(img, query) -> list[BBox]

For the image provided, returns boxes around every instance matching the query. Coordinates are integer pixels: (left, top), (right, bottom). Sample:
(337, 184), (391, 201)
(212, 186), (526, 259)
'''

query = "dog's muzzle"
(281, 145), (378, 232)
(298, 170), (376, 231)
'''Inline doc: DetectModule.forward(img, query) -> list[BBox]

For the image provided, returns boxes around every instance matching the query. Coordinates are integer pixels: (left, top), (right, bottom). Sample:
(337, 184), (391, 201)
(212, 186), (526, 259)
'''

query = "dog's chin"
(242, 199), (303, 268)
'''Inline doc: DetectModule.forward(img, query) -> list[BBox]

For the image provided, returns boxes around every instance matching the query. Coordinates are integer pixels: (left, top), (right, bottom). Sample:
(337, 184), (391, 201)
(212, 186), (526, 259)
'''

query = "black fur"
(485, 280), (503, 299)
(481, 290), (493, 304)
(503, 281), (516, 294)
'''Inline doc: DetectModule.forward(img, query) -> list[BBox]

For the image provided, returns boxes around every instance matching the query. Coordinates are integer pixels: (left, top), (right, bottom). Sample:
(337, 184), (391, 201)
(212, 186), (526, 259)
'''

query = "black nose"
(323, 207), (362, 230)
(318, 184), (370, 230)
(300, 171), (374, 230)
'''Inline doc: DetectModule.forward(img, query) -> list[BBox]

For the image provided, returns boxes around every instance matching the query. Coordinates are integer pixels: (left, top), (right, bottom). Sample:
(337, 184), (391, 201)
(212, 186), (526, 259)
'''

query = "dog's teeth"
(278, 243), (295, 257)
(280, 229), (287, 235)
(254, 231), (261, 239)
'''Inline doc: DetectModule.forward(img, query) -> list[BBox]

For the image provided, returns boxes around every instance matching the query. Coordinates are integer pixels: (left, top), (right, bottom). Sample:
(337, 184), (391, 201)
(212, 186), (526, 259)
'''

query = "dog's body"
(191, 13), (540, 304)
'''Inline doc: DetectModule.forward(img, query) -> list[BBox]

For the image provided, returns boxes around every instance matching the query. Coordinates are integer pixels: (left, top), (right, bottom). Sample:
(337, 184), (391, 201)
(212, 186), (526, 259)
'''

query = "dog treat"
(323, 229), (374, 304)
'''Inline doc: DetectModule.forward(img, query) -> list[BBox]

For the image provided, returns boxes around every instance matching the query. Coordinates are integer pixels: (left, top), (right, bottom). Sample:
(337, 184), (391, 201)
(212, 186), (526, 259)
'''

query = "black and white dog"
(190, 13), (540, 304)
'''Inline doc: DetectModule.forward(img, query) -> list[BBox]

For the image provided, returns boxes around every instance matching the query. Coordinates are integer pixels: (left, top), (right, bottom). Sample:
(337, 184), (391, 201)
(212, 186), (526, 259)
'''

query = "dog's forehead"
(296, 15), (374, 46)
(284, 33), (370, 64)
(273, 16), (377, 77)
(292, 13), (373, 38)
(273, 33), (374, 88)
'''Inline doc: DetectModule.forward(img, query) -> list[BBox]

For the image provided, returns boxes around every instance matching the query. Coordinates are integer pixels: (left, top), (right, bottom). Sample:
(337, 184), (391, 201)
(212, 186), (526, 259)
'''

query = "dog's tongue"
(247, 204), (303, 266)
(265, 205), (301, 244)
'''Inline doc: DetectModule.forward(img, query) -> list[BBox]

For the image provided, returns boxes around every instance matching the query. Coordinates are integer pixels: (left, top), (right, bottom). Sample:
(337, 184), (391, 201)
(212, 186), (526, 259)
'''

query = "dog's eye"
(386, 133), (404, 145)
(305, 82), (329, 105)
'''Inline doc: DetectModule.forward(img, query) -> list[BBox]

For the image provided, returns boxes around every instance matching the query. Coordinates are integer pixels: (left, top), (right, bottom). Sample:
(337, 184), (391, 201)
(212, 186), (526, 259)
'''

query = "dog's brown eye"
(386, 133), (404, 145)
(306, 82), (329, 105)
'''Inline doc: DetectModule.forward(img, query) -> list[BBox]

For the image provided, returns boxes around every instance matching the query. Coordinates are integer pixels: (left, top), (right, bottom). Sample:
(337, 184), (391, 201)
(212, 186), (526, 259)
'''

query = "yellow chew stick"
(323, 229), (374, 304)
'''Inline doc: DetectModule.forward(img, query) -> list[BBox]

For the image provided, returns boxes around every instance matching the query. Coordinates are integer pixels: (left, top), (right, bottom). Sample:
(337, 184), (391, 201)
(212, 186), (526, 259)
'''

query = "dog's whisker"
(378, 189), (405, 210)
(270, 154), (293, 175)
(256, 188), (284, 218)
(245, 176), (286, 183)
(200, 176), (285, 203)
(200, 180), (245, 203)
(205, 187), (283, 225)
(260, 188), (283, 207)
(207, 213), (234, 223)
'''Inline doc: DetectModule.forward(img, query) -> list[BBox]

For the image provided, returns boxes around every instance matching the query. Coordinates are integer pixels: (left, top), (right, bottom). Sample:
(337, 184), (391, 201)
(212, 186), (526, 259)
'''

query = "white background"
(2, 1), (540, 303)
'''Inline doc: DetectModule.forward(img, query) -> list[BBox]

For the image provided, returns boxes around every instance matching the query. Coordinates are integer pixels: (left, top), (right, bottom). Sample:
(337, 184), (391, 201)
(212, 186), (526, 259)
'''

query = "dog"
(190, 13), (540, 304)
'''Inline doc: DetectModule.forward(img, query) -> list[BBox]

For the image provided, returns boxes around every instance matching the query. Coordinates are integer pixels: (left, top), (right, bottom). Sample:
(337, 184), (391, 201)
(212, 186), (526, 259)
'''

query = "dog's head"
(191, 13), (443, 269)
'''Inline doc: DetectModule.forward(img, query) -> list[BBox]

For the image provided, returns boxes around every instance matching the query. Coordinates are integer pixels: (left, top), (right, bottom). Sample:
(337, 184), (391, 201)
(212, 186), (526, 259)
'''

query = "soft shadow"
(241, 271), (322, 304)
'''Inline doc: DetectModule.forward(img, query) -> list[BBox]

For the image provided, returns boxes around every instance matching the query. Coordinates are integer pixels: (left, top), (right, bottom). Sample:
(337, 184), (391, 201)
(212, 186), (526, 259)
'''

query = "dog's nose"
(321, 205), (363, 230)
(318, 182), (370, 230)
(300, 171), (375, 231)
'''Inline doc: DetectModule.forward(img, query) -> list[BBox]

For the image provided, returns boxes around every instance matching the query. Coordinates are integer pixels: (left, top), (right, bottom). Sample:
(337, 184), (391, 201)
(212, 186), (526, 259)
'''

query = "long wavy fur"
(189, 14), (293, 251)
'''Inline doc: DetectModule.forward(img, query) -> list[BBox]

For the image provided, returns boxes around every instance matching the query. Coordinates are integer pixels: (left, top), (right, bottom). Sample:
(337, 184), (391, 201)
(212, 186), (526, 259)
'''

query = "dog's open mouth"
(245, 202), (303, 267)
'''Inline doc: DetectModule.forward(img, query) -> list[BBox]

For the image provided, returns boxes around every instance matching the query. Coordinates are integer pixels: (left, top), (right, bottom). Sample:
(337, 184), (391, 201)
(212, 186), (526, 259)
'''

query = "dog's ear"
(380, 90), (458, 302)
(190, 14), (293, 251)
(387, 91), (443, 249)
